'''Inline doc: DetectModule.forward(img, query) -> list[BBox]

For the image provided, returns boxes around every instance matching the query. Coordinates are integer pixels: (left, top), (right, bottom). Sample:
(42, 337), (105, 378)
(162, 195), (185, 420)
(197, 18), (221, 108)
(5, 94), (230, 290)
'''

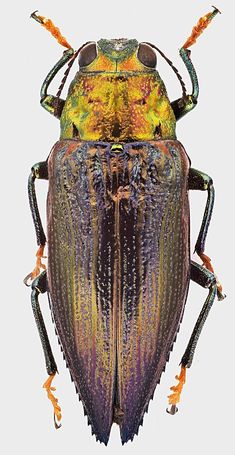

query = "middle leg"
(189, 167), (224, 299)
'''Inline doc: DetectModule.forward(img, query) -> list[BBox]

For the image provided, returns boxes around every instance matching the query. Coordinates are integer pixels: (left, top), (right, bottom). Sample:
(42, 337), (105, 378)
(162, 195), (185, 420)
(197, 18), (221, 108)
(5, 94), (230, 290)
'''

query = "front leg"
(24, 161), (48, 286)
(40, 48), (74, 118)
(189, 167), (224, 299)
(25, 161), (62, 427)
(171, 48), (198, 121)
(171, 6), (220, 121)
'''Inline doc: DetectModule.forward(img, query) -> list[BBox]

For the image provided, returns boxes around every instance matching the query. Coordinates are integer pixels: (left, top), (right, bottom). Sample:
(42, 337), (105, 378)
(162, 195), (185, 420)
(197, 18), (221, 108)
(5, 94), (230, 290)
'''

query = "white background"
(1, 0), (234, 453)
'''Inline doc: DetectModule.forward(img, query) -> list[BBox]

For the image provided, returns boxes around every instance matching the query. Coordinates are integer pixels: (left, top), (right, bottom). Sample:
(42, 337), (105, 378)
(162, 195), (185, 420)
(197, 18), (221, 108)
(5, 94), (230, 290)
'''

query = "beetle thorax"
(60, 39), (176, 142)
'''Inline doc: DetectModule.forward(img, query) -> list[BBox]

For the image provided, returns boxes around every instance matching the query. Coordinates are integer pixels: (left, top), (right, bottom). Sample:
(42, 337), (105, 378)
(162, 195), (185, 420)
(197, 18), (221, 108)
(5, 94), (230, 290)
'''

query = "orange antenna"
(182, 6), (221, 49)
(31, 11), (72, 49)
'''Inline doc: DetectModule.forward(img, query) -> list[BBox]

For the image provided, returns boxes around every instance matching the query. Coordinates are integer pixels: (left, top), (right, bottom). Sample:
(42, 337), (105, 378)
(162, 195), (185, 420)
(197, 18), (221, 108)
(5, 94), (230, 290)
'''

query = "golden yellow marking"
(135, 166), (147, 376)
(87, 153), (99, 371)
(111, 144), (124, 152)
(60, 73), (176, 141)
(150, 271), (161, 357)
(118, 54), (147, 71)
(85, 53), (116, 72)
(57, 152), (78, 363)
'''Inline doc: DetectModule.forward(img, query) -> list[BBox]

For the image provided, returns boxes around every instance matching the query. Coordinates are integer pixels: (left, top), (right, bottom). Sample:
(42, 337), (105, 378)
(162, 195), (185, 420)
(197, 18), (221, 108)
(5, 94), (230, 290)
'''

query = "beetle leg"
(24, 162), (48, 286)
(43, 374), (62, 429)
(171, 6), (220, 121)
(31, 271), (62, 428)
(167, 261), (219, 414)
(170, 48), (198, 121)
(189, 167), (224, 298)
(183, 261), (219, 366)
(40, 49), (74, 118)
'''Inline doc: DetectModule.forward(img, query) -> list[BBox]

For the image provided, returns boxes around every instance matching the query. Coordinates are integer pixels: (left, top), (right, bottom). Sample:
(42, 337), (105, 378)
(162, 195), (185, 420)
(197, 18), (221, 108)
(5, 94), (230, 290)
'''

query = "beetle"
(25, 7), (224, 444)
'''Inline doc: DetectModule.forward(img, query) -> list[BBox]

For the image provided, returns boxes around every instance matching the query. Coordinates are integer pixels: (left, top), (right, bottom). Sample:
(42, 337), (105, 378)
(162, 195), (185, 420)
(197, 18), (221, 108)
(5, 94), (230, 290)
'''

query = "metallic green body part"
(40, 48), (74, 117)
(189, 168), (214, 254)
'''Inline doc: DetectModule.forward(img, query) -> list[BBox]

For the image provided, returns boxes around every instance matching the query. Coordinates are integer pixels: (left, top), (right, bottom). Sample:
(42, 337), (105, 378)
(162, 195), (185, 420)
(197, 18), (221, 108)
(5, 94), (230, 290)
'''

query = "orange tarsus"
(31, 11), (72, 49)
(23, 245), (46, 287)
(168, 365), (186, 410)
(43, 373), (62, 428)
(198, 252), (215, 273)
(198, 252), (223, 295)
(31, 245), (47, 280)
(182, 7), (221, 49)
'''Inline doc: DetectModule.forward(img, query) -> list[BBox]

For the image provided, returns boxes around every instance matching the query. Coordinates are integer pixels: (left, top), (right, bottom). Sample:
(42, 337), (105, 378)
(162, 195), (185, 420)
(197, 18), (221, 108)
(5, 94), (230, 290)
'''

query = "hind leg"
(167, 261), (224, 414)
(31, 271), (62, 428)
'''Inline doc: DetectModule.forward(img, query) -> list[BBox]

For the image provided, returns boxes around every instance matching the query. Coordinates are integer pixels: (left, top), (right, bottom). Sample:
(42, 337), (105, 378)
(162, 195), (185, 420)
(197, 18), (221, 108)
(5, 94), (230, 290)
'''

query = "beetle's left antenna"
(30, 10), (72, 49)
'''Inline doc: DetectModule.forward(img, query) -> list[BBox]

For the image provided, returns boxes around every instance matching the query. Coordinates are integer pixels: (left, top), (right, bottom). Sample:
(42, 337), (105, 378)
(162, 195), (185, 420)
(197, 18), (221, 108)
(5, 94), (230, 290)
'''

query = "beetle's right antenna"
(182, 6), (221, 49)
(30, 11), (90, 115)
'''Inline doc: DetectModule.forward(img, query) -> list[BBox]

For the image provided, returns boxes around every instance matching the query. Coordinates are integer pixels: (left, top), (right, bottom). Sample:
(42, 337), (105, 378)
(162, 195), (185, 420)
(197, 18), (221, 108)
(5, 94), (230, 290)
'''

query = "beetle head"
(78, 39), (157, 72)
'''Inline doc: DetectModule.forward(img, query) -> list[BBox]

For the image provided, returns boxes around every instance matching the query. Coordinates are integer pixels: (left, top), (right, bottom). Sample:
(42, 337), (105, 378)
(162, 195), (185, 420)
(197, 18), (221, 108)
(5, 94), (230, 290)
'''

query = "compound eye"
(79, 42), (97, 67)
(137, 43), (157, 68)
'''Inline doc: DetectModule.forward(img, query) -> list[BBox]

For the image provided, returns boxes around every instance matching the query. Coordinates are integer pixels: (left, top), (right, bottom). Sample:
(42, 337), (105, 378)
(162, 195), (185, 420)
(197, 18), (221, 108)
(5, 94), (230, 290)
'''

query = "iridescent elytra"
(25, 7), (224, 445)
